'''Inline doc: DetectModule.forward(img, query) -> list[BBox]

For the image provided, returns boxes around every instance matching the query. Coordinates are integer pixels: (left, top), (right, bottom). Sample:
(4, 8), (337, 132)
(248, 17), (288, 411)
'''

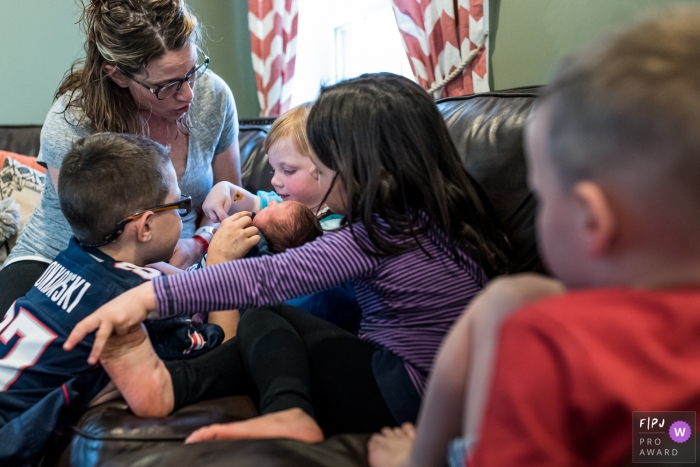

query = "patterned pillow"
(0, 155), (46, 265)
(0, 151), (46, 174)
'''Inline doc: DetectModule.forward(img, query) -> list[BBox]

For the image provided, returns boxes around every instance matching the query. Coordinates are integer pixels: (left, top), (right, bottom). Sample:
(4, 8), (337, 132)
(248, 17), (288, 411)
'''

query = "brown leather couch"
(1, 88), (542, 466)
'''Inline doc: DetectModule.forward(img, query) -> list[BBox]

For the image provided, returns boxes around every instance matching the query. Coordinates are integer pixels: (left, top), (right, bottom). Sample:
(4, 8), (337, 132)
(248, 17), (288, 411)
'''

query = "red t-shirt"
(469, 288), (700, 467)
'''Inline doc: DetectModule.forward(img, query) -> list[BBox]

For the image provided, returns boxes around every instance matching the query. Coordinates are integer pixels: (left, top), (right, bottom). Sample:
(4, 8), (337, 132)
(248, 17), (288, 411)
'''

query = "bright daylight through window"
(291, 0), (415, 107)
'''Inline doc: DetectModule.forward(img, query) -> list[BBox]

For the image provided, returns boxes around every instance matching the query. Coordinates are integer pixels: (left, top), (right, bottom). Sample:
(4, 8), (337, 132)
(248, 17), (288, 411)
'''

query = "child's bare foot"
(368, 423), (416, 467)
(185, 407), (324, 444)
(99, 324), (174, 417)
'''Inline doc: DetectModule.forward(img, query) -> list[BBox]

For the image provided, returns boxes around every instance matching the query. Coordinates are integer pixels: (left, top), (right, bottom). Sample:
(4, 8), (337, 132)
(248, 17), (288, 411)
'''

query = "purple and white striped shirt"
(153, 220), (488, 394)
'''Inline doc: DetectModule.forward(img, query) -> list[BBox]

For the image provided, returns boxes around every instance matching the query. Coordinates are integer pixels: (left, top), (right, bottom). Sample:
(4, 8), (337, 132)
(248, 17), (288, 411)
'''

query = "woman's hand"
(169, 238), (205, 269)
(207, 211), (260, 265)
(63, 282), (157, 365)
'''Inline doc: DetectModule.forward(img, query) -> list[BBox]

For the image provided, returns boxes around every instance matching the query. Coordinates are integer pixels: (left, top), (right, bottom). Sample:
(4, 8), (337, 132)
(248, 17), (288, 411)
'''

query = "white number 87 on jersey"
(0, 305), (57, 391)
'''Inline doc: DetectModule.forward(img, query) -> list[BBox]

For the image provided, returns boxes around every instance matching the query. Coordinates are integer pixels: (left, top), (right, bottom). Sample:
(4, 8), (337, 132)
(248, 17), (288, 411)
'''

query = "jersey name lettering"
(34, 262), (92, 313)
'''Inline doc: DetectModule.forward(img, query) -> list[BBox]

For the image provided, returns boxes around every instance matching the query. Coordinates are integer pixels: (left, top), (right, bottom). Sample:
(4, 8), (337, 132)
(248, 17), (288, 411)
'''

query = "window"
(291, 0), (414, 107)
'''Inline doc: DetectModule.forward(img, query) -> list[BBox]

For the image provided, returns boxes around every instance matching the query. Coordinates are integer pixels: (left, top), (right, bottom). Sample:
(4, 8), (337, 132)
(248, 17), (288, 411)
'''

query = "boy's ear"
(103, 64), (130, 88)
(133, 211), (156, 243)
(574, 181), (616, 258)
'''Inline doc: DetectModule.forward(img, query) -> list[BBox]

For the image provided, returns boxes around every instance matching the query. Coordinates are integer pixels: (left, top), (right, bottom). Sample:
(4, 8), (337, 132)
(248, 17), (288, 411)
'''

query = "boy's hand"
(63, 282), (157, 365)
(207, 212), (261, 265)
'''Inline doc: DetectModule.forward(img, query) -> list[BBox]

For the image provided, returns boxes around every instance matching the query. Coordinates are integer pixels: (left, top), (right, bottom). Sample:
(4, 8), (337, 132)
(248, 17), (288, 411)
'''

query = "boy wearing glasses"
(0, 133), (223, 465)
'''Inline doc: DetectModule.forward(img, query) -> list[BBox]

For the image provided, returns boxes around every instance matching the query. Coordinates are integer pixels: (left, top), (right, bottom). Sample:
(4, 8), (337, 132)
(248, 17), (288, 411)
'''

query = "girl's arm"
(65, 221), (377, 363)
(154, 220), (376, 317)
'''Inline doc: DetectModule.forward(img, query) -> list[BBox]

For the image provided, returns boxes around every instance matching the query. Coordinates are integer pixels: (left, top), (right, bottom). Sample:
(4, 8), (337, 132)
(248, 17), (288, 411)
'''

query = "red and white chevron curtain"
(248, 0), (299, 116)
(391, 0), (489, 98)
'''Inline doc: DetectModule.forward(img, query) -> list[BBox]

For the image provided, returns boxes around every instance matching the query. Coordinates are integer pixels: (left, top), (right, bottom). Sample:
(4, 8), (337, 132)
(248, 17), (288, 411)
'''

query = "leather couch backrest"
(436, 91), (543, 273)
(239, 118), (275, 194)
(0, 125), (42, 157)
(0, 91), (543, 274)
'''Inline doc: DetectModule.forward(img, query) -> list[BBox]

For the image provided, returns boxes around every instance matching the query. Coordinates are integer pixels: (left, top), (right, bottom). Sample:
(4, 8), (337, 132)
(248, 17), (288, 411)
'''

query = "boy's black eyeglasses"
(80, 195), (192, 248)
(117, 56), (210, 100)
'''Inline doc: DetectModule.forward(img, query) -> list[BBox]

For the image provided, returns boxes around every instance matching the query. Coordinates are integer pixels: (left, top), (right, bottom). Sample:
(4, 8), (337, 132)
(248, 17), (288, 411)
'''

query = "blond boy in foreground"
(370, 6), (700, 467)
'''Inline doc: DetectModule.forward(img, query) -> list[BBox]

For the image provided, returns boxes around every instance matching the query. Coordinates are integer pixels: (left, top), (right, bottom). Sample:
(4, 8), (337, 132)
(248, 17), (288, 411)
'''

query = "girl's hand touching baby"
(207, 212), (261, 265)
(203, 183), (259, 223)
(203, 182), (237, 223)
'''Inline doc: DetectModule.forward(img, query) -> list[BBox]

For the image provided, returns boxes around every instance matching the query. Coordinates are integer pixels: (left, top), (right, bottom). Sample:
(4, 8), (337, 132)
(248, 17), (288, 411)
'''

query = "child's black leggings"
(164, 304), (405, 436)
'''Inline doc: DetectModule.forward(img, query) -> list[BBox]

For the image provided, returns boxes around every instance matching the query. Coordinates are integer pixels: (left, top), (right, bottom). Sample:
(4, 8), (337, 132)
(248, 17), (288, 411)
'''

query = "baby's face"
(252, 200), (301, 233)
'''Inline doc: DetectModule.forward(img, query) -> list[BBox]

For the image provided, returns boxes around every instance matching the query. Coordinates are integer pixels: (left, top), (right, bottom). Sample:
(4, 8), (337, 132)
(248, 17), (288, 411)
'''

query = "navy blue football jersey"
(0, 238), (222, 466)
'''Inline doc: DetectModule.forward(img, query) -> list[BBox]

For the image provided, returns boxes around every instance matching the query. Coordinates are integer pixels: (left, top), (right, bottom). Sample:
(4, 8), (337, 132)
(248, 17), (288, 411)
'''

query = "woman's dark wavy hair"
(57, 0), (201, 134)
(307, 73), (510, 277)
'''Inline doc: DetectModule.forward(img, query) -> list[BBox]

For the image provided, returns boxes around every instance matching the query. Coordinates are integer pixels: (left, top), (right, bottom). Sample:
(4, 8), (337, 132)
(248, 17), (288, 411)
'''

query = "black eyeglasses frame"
(80, 195), (192, 248)
(116, 56), (210, 100)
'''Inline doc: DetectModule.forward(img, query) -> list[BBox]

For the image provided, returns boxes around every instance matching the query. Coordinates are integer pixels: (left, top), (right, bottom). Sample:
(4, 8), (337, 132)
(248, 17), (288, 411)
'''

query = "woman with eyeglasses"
(0, 0), (241, 313)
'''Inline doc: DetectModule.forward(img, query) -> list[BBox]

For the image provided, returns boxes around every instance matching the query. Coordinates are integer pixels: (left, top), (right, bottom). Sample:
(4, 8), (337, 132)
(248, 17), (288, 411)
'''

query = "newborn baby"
(252, 200), (323, 253)
(190, 201), (323, 270)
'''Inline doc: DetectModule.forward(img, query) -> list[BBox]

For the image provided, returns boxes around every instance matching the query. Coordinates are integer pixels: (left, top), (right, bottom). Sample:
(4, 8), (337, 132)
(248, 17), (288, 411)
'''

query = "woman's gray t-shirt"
(5, 70), (237, 267)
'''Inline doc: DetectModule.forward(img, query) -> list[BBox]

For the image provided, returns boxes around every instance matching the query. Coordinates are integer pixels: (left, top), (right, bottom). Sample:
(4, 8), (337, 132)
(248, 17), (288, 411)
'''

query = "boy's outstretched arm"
(203, 182), (261, 222)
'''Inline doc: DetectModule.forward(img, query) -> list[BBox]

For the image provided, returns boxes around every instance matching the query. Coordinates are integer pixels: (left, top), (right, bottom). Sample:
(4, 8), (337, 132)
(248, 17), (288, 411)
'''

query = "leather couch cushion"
(102, 433), (371, 467)
(63, 396), (257, 467)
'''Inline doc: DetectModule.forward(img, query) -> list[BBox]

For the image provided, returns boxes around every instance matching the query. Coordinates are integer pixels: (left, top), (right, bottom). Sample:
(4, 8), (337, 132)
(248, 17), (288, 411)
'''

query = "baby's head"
(264, 103), (326, 211)
(59, 133), (184, 264)
(252, 201), (323, 253)
(526, 6), (700, 288)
